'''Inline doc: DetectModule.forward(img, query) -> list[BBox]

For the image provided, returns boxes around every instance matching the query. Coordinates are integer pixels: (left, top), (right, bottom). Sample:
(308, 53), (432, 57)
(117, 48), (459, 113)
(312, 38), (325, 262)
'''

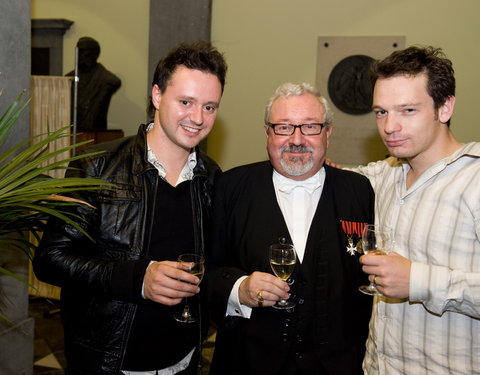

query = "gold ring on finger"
(257, 290), (264, 307)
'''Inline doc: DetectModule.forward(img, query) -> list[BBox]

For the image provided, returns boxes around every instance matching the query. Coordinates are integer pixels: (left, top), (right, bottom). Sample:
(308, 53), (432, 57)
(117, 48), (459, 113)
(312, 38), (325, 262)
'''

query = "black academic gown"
(207, 161), (374, 375)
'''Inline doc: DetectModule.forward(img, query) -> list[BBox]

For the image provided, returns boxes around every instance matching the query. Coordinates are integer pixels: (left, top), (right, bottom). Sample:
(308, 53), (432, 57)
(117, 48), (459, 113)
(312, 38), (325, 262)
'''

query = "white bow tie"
(277, 178), (322, 194)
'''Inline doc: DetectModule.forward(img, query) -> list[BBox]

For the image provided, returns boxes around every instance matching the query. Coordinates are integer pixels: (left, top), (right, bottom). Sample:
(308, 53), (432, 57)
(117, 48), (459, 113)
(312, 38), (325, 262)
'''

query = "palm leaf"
(0, 92), (117, 315)
(0, 91), (30, 142)
(0, 128), (103, 196)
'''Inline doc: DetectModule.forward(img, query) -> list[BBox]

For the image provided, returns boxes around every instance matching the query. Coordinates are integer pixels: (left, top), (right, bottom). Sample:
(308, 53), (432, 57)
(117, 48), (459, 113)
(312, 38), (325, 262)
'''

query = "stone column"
(148, 0), (212, 89)
(0, 1), (35, 374)
(147, 0), (212, 150)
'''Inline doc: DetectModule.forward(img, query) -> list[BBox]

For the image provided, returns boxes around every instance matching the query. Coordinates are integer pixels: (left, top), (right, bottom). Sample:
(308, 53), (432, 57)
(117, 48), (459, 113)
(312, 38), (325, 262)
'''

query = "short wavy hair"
(264, 82), (333, 126)
(148, 41), (228, 119)
(371, 46), (455, 114)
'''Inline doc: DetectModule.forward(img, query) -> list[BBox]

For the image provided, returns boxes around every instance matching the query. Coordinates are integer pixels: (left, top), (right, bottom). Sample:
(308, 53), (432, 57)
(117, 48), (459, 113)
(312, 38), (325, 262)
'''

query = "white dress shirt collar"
(273, 168), (325, 262)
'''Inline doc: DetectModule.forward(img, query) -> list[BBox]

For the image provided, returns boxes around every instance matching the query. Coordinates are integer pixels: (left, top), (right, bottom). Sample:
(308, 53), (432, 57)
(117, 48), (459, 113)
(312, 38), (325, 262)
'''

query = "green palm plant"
(0, 92), (114, 321)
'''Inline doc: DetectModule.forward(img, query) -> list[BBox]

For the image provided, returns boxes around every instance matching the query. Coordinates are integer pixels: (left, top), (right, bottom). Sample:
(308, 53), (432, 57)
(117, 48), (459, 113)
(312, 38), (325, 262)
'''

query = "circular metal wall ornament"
(327, 54), (374, 115)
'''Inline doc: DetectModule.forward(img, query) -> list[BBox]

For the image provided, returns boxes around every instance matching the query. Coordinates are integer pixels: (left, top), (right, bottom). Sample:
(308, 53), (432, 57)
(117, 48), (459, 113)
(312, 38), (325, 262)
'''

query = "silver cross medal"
(346, 236), (357, 256)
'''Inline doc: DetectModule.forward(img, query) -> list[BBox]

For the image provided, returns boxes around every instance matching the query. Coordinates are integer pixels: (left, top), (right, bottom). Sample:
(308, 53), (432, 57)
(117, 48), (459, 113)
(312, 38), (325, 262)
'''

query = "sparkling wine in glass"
(269, 241), (296, 309)
(173, 253), (205, 323)
(358, 224), (391, 296)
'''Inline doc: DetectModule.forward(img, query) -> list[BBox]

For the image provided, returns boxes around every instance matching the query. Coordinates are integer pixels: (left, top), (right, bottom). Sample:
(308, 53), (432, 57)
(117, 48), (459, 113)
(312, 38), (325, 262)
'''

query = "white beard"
(280, 154), (314, 176)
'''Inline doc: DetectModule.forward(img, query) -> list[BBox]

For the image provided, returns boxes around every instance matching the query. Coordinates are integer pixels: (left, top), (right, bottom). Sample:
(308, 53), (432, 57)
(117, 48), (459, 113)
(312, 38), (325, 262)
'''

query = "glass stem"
(182, 299), (190, 317)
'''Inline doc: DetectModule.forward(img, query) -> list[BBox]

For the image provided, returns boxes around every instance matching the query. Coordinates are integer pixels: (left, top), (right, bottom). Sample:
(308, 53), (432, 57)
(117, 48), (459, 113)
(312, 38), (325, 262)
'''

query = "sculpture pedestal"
(76, 129), (124, 151)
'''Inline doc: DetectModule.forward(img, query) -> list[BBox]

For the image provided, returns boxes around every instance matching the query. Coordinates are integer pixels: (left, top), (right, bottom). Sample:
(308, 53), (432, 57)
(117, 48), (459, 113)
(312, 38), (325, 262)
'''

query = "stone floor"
(29, 297), (215, 374)
(29, 297), (65, 375)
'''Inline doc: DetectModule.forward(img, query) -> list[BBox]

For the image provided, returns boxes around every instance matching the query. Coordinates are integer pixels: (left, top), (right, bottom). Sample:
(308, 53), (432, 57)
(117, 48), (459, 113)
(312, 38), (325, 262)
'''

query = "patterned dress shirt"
(354, 142), (480, 375)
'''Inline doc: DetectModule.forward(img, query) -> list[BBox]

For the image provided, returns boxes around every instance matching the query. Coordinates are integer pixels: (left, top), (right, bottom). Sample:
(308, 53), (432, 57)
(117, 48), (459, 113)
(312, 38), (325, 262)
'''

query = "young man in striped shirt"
(358, 46), (480, 374)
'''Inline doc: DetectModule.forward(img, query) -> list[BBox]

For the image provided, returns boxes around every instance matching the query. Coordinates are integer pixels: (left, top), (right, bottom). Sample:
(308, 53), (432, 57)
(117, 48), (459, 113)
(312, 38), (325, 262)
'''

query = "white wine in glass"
(269, 242), (296, 309)
(173, 253), (205, 323)
(358, 224), (391, 296)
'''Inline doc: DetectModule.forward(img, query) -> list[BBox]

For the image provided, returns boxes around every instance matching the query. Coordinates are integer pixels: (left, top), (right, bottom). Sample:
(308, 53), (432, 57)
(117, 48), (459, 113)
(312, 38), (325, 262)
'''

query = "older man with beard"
(207, 82), (374, 375)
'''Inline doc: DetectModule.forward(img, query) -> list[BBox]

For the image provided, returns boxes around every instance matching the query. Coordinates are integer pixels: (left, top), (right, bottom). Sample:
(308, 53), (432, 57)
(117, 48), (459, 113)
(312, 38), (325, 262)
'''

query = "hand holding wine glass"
(269, 240), (296, 309)
(173, 253), (205, 323)
(358, 224), (392, 296)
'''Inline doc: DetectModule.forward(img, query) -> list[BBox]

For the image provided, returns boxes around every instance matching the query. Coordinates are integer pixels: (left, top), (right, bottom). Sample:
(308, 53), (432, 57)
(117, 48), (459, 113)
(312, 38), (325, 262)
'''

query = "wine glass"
(269, 241), (296, 309)
(358, 224), (392, 296)
(173, 253), (205, 323)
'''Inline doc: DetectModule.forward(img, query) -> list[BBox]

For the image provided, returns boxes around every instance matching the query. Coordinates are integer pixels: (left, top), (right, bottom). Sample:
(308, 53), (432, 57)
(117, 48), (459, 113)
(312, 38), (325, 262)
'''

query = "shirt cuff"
(410, 261), (450, 303)
(141, 260), (157, 299)
(226, 275), (252, 318)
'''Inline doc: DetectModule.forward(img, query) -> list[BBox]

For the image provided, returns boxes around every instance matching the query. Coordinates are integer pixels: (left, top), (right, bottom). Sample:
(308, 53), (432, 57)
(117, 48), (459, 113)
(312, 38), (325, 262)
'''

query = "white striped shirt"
(355, 142), (480, 375)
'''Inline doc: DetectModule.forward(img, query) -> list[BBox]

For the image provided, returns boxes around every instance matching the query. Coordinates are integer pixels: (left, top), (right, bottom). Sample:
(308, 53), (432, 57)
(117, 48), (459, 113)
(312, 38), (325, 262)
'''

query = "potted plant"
(0, 92), (113, 321)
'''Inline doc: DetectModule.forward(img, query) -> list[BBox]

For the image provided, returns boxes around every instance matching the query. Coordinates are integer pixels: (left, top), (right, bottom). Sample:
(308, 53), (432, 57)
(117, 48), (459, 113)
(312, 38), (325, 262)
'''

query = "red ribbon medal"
(340, 220), (367, 256)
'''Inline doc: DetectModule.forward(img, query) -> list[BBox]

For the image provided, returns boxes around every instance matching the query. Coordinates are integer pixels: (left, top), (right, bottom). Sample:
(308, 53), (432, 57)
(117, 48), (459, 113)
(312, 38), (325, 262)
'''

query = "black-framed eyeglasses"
(266, 122), (325, 136)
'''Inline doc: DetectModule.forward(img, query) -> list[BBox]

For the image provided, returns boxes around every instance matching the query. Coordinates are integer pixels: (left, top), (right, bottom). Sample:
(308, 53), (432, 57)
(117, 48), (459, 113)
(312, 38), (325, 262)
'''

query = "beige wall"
(210, 0), (480, 170)
(32, 0), (480, 170)
(31, 0), (149, 137)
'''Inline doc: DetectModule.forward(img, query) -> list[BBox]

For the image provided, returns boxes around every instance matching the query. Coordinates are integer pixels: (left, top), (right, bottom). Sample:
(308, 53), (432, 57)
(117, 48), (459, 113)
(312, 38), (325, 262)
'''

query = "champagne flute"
(173, 253), (205, 323)
(269, 241), (296, 309)
(358, 224), (391, 296)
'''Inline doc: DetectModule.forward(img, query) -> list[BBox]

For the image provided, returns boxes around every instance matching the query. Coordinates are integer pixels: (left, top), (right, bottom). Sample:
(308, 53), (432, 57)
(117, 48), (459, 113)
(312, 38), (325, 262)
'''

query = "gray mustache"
(281, 145), (313, 153)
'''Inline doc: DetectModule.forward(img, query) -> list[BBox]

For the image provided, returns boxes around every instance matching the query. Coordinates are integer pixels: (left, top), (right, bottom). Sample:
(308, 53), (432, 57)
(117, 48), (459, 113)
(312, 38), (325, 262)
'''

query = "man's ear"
(438, 95), (455, 124)
(325, 125), (333, 148)
(151, 84), (162, 110)
(264, 125), (270, 137)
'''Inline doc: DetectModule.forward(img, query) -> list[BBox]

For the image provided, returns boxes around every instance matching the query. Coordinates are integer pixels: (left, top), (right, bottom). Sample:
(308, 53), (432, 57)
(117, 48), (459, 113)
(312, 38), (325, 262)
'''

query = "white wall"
(32, 1), (480, 169)
(31, 0), (149, 137)
(210, 0), (480, 170)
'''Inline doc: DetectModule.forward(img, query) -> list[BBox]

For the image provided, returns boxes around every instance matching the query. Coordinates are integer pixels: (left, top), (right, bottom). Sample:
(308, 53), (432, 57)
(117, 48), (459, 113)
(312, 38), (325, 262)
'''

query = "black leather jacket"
(33, 124), (220, 374)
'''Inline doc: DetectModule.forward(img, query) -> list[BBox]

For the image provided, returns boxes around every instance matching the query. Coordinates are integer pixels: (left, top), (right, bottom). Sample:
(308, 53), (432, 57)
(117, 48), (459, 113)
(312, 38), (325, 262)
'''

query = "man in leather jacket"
(33, 41), (227, 375)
